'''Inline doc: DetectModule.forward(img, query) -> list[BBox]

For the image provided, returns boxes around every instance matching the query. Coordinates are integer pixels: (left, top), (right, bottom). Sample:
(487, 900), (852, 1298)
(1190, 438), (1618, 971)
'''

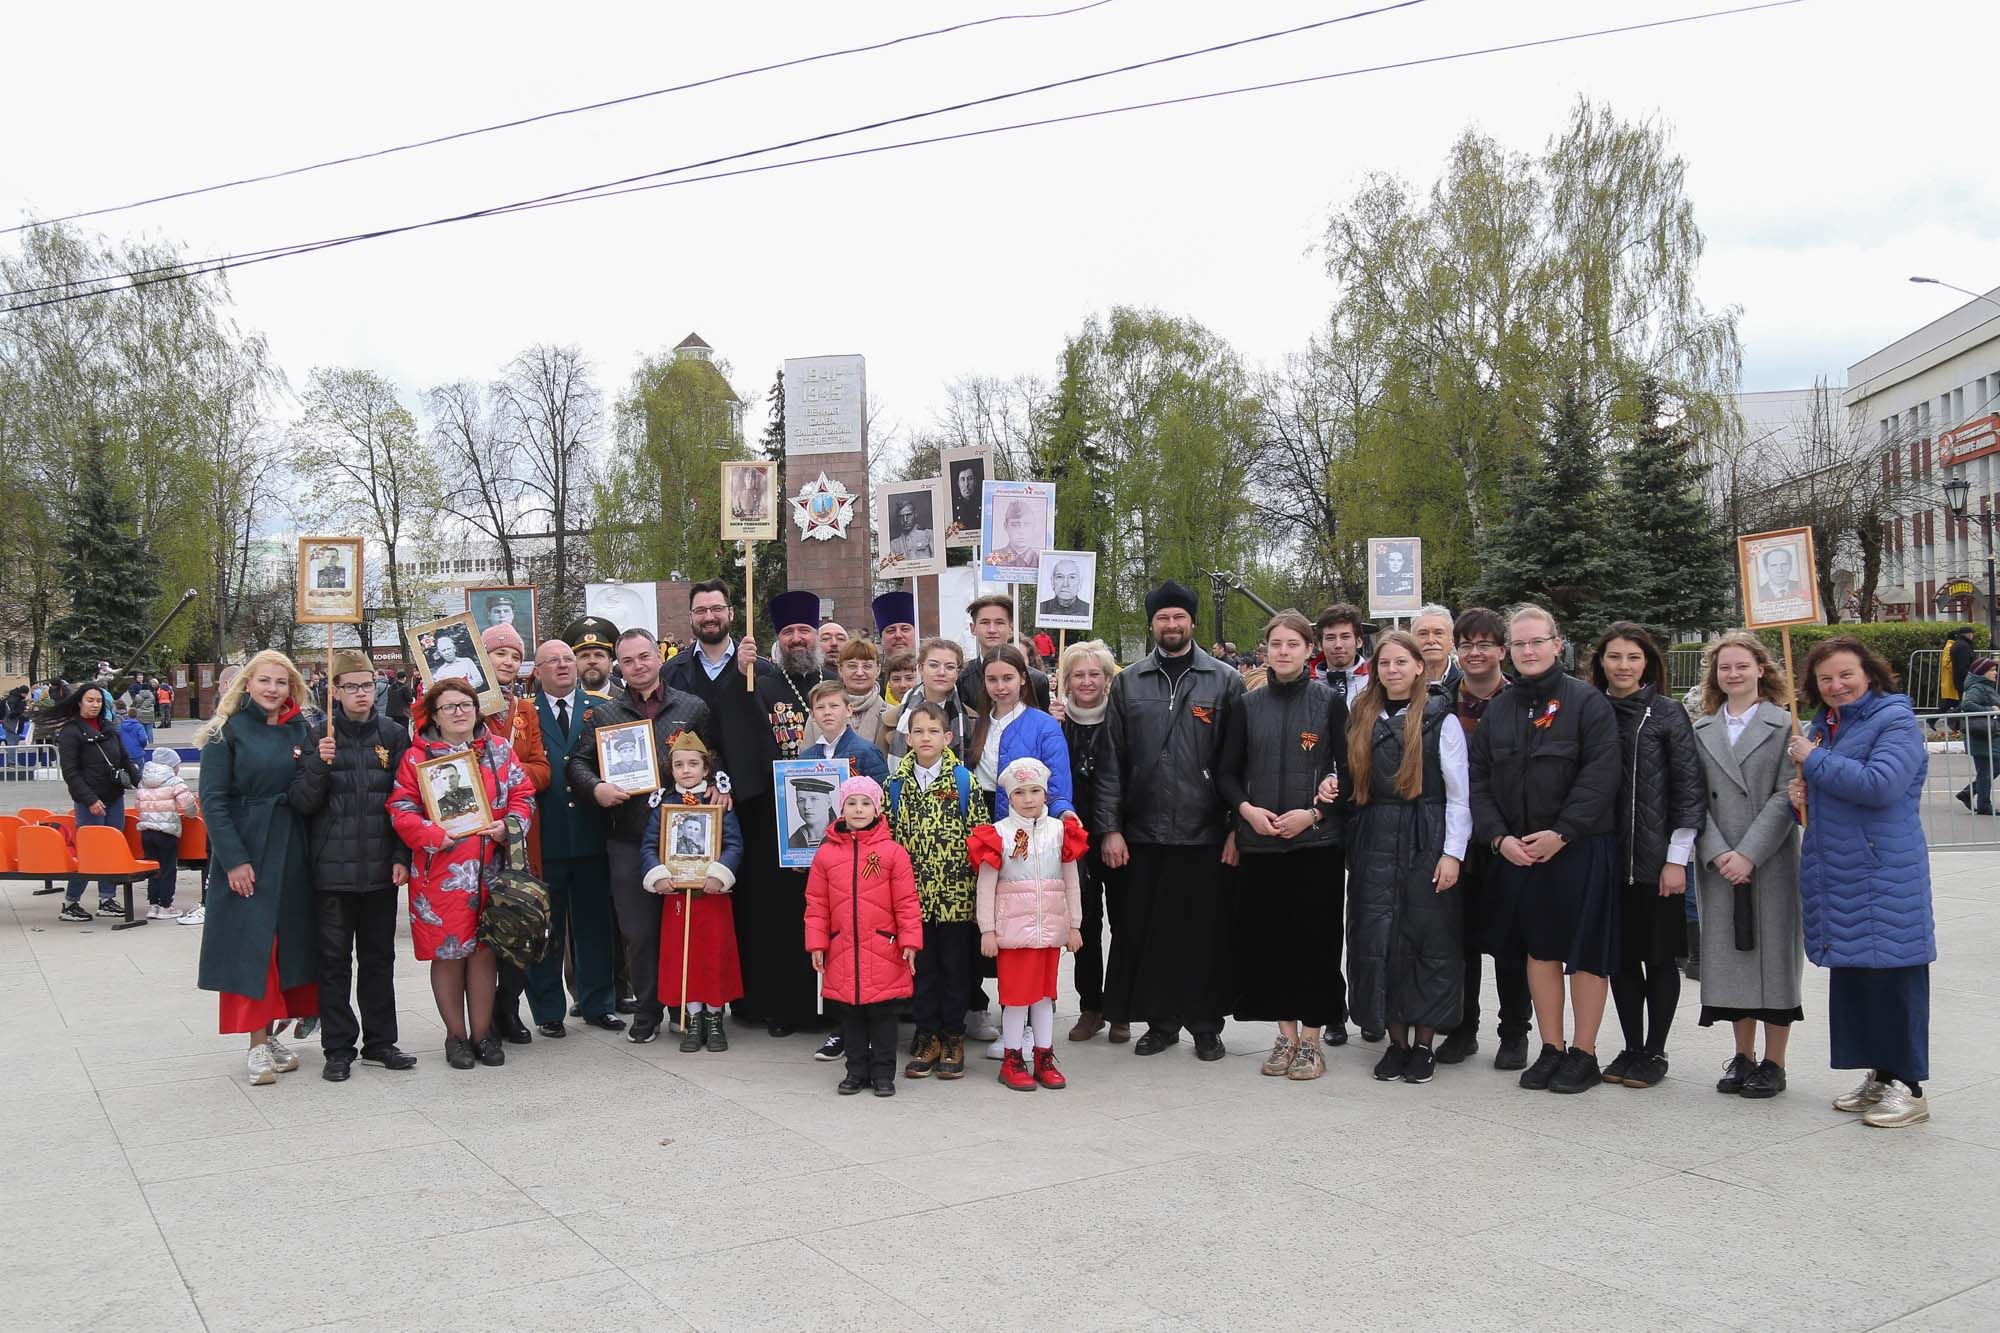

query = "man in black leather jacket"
(1096, 580), (1245, 1061)
(290, 652), (418, 1081)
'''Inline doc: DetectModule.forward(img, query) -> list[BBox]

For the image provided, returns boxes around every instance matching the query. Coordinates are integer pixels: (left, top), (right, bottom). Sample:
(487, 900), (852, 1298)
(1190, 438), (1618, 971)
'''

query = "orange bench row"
(0, 811), (208, 877)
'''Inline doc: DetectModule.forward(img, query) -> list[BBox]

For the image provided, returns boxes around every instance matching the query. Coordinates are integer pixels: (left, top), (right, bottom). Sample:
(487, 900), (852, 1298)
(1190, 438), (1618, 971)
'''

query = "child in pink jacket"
(969, 757), (1087, 1092)
(134, 748), (200, 919)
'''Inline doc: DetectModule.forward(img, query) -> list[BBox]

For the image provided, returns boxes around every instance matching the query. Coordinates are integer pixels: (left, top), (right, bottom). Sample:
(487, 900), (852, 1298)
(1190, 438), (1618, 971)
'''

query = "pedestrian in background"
(50, 682), (142, 922)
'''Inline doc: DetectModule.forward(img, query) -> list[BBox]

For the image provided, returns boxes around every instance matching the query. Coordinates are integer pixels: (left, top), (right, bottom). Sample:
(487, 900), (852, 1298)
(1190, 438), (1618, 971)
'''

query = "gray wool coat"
(1692, 701), (1805, 1014)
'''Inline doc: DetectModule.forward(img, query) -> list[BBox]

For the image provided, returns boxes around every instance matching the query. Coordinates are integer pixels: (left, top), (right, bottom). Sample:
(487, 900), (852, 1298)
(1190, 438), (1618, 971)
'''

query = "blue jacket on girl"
(991, 705), (1074, 821)
(1798, 690), (1935, 970)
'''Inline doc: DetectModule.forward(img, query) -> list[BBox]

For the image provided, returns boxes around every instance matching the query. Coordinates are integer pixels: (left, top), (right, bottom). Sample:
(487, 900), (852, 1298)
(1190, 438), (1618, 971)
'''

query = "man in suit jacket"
(525, 639), (624, 1037)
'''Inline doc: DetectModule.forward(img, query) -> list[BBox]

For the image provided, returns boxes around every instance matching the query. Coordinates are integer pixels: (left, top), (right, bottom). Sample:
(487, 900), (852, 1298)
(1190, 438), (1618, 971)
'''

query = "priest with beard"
(662, 581), (831, 1038)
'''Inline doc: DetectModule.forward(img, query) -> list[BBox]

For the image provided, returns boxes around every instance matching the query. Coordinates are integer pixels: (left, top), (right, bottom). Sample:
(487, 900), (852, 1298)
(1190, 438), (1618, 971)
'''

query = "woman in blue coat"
(1787, 635), (1935, 1129)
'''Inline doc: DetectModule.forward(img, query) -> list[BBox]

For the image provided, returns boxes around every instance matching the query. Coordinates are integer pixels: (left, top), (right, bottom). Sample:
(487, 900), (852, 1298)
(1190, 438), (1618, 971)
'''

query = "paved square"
(4, 822), (1995, 1331)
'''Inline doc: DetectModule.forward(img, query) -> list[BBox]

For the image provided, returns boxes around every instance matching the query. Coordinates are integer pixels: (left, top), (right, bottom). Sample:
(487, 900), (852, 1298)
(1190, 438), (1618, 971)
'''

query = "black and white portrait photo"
(980, 480), (1055, 583)
(416, 751), (491, 837)
(875, 478), (945, 578)
(774, 758), (848, 867)
(1738, 527), (1821, 629)
(720, 460), (780, 542)
(467, 586), (537, 644)
(1034, 550), (1096, 630)
(1366, 536), (1423, 618)
(942, 445), (989, 546)
(296, 535), (365, 624)
(673, 811), (711, 857)
(595, 719), (660, 796)
(421, 624), (486, 691)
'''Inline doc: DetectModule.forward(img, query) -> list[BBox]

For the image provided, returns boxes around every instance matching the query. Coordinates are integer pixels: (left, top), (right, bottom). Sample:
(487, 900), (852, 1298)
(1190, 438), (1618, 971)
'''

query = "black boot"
(1684, 922), (1701, 981)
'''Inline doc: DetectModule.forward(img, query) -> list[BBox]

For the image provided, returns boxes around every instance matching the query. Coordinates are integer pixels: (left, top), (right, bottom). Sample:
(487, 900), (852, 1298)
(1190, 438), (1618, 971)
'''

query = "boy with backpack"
(886, 700), (989, 1080)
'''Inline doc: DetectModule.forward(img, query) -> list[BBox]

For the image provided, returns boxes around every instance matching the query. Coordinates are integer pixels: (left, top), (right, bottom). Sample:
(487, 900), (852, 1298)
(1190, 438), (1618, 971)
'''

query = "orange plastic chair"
(178, 816), (208, 865)
(76, 824), (158, 878)
(15, 825), (76, 875)
(17, 806), (52, 824)
(123, 811), (145, 859)
(0, 818), (18, 872)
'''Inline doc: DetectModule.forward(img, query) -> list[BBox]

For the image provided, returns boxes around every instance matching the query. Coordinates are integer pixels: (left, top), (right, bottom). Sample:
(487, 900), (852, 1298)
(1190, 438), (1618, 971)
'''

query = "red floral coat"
(388, 722), (535, 961)
(803, 816), (922, 1006)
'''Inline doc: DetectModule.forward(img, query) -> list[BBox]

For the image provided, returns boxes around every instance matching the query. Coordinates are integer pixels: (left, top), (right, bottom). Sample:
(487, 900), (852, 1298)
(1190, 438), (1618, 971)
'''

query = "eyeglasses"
(436, 700), (478, 714)
(1456, 641), (1502, 653)
(334, 682), (376, 694)
(1508, 636), (1560, 651)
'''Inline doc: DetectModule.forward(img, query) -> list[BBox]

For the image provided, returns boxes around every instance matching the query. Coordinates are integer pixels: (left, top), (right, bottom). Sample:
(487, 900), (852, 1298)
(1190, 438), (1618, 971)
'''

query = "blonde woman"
(1051, 639), (1121, 1040)
(195, 651), (320, 1086)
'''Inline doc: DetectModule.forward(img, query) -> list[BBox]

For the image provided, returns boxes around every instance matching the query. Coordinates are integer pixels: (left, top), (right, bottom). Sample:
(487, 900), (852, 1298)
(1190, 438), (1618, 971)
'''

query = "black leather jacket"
(1606, 685), (1707, 886)
(290, 709), (413, 892)
(565, 684), (718, 841)
(1095, 647), (1245, 846)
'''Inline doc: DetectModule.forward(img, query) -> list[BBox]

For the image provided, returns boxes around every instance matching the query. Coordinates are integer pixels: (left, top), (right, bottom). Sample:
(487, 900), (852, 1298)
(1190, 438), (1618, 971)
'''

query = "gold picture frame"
(1737, 526), (1823, 630)
(721, 461), (780, 542)
(296, 535), (365, 624)
(415, 749), (493, 839)
(659, 803), (723, 889)
(407, 612), (505, 718)
(594, 718), (660, 797)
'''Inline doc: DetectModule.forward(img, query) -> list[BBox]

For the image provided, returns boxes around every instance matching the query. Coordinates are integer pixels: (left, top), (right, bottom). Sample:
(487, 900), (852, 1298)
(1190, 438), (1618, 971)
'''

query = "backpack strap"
(885, 773), (905, 822)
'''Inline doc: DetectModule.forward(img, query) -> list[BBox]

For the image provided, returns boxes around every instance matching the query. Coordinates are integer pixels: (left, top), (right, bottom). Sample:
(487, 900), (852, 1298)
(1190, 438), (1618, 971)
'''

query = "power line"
(3, 0), (1429, 300)
(3, 0), (1806, 315)
(0, 0), (1124, 238)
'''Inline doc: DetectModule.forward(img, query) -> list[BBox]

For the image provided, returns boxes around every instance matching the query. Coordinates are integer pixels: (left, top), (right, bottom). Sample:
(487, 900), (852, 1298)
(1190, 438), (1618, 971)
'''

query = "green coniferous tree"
(1470, 385), (1618, 644)
(49, 448), (161, 679)
(1604, 379), (1735, 639)
(748, 371), (789, 641)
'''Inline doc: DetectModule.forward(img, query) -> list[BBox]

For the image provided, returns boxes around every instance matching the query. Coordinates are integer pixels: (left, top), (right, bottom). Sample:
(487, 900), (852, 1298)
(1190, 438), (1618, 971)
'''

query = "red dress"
(218, 945), (318, 1033)
(659, 891), (743, 1008)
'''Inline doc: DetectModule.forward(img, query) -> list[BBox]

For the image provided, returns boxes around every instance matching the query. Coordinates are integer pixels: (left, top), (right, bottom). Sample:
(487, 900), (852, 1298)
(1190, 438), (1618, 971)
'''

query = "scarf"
(1062, 697), (1107, 725)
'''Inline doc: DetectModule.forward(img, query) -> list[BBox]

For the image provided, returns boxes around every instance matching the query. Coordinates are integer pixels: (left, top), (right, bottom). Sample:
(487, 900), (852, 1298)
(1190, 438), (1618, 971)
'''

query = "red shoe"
(998, 1048), (1038, 1092)
(1033, 1046), (1067, 1089)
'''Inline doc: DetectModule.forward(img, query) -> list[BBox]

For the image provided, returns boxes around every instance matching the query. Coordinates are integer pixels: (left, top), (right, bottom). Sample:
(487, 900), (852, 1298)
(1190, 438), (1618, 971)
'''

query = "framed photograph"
(407, 612), (504, 717)
(595, 718), (660, 796)
(1033, 550), (1096, 630)
(721, 460), (780, 542)
(875, 477), (946, 579)
(980, 480), (1056, 583)
(415, 749), (494, 839)
(658, 804), (723, 888)
(941, 445), (989, 547)
(1738, 527), (1822, 629)
(296, 535), (364, 624)
(466, 585), (537, 645)
(773, 757), (851, 869)
(1367, 537), (1423, 620)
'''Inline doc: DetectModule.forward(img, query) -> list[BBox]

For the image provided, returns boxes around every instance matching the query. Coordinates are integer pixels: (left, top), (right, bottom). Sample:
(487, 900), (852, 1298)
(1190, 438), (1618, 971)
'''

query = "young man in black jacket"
(290, 652), (418, 1080)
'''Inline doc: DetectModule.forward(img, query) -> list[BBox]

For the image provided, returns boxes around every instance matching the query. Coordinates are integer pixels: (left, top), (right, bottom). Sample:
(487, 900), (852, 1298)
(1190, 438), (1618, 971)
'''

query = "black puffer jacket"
(1605, 685), (1706, 886)
(57, 717), (141, 806)
(1468, 665), (1621, 846)
(1214, 672), (1345, 854)
(290, 709), (413, 893)
(1095, 647), (1245, 846)
(566, 684), (718, 841)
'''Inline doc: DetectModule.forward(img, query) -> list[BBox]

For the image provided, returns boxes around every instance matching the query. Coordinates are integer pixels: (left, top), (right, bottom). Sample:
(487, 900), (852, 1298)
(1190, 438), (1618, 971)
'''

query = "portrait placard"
(595, 718), (660, 797)
(296, 536), (365, 624)
(658, 804), (723, 888)
(415, 749), (493, 839)
(465, 585), (537, 645)
(773, 757), (850, 869)
(721, 461), (780, 541)
(1737, 527), (1822, 629)
(875, 477), (946, 579)
(407, 613), (504, 718)
(980, 480), (1056, 583)
(1033, 550), (1096, 630)
(941, 446), (989, 547)
(1367, 537), (1423, 620)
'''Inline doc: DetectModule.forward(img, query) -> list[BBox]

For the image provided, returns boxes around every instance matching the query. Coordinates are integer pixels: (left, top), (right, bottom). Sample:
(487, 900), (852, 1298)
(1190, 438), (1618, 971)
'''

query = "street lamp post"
(1908, 275), (2000, 313)
(1943, 475), (1999, 644)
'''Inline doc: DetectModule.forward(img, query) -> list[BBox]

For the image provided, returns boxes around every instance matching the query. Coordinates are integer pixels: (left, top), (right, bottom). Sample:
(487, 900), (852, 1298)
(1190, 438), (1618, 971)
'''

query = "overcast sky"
(6, 0), (1996, 455)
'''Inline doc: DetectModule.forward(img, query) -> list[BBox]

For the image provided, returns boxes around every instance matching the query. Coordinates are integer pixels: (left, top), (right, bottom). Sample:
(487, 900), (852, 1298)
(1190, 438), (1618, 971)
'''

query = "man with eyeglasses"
(289, 651), (418, 1081)
(1432, 608), (1532, 1070)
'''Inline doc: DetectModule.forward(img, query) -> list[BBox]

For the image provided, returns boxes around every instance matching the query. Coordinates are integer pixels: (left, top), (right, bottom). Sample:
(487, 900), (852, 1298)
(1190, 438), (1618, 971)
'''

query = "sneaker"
(1601, 1049), (1640, 1085)
(1861, 1081), (1928, 1128)
(1739, 1059), (1786, 1100)
(872, 1078), (896, 1098)
(246, 1043), (277, 1086)
(1402, 1044), (1437, 1085)
(1494, 1034), (1530, 1071)
(1716, 1052), (1756, 1094)
(1624, 1053), (1669, 1088)
(1373, 1043), (1410, 1082)
(937, 1034), (968, 1079)
(1286, 1039), (1325, 1081)
(145, 904), (168, 921)
(814, 1032), (844, 1062)
(626, 1017), (659, 1044)
(97, 898), (123, 918)
(58, 902), (92, 923)
(1260, 1036), (1297, 1077)
(264, 1034), (300, 1073)
(966, 1009), (1000, 1042)
(985, 1037), (1008, 1061)
(293, 1018), (318, 1040)
(1548, 1047), (1601, 1094)
(1433, 1028), (1477, 1064)
(905, 1032), (942, 1079)
(178, 904), (206, 925)
(1954, 786), (1974, 811)
(1833, 1071), (1889, 1113)
(1518, 1042), (1564, 1090)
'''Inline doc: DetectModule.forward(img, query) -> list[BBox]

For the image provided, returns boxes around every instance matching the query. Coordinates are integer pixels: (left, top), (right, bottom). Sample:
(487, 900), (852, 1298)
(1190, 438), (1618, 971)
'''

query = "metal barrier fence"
(1907, 648), (1944, 712)
(1667, 647), (1704, 695)
(0, 743), (60, 782)
(1918, 710), (2000, 848)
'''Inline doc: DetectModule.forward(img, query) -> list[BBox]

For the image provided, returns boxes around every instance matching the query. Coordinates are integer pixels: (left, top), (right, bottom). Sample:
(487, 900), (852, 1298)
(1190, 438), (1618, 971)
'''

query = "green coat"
(196, 702), (317, 997)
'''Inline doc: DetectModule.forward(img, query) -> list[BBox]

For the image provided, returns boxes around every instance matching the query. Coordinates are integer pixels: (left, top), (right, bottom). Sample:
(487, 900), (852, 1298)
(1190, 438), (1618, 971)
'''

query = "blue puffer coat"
(1798, 690), (1935, 969)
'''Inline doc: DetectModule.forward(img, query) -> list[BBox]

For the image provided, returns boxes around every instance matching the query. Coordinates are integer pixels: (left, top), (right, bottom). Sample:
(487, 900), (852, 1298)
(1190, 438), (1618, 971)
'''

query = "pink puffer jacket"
(970, 814), (1085, 949)
(805, 816), (923, 1006)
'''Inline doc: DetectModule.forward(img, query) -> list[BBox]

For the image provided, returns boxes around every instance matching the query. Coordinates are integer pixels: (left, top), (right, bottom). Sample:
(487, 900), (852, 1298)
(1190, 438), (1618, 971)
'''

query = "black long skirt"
(1230, 847), (1344, 1027)
(729, 793), (819, 1026)
(1103, 841), (1232, 1034)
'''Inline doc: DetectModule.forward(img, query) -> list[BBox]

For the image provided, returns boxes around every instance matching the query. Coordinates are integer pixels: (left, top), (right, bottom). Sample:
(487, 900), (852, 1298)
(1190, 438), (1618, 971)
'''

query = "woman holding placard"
(389, 678), (537, 1071)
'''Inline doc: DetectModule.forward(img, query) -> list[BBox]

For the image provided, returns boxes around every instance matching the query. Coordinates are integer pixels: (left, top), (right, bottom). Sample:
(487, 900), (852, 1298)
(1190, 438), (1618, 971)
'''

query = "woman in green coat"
(196, 650), (321, 1087)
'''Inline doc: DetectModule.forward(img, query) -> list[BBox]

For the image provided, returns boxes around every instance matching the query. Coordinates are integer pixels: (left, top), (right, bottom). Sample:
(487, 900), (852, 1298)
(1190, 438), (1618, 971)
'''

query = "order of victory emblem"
(790, 471), (857, 541)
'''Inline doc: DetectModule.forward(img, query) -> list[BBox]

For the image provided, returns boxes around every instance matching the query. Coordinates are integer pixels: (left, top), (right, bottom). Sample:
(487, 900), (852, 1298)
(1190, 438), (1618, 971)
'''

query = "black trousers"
(914, 921), (978, 1035)
(606, 835), (663, 1023)
(139, 829), (180, 907)
(315, 887), (400, 1059)
(1073, 857), (1122, 1013)
(1453, 856), (1530, 1041)
(530, 852), (616, 1023)
(842, 1001), (899, 1082)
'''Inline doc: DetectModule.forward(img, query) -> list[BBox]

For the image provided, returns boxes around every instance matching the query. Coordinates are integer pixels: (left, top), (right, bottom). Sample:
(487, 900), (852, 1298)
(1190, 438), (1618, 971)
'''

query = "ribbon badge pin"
(1532, 697), (1563, 730)
(1299, 730), (1320, 751)
(1191, 704), (1214, 725)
